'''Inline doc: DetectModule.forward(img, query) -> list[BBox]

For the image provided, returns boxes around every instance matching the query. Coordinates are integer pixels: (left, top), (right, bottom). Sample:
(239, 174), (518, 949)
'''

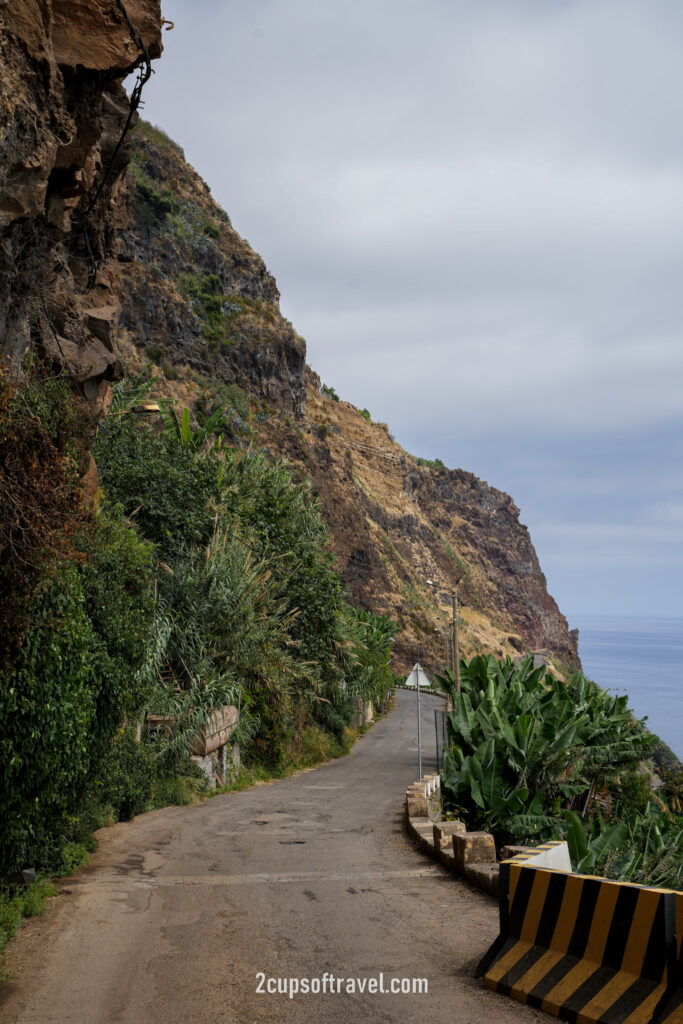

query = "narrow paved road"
(2, 692), (547, 1024)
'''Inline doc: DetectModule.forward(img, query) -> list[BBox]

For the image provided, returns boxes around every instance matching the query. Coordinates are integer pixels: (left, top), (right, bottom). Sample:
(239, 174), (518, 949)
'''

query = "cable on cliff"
(84, 0), (156, 218)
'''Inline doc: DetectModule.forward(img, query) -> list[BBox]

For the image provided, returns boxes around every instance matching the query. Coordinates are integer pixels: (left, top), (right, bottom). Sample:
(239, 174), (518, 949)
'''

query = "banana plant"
(158, 401), (225, 451)
(563, 803), (682, 889)
(564, 809), (628, 874)
(438, 654), (655, 844)
(109, 373), (156, 415)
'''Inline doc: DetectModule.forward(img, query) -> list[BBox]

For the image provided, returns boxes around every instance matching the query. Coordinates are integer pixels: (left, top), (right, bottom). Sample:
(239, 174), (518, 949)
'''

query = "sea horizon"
(568, 613), (683, 761)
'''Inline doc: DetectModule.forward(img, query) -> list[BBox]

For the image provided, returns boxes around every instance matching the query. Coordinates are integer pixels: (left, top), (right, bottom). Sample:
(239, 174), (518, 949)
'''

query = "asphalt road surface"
(1, 691), (548, 1024)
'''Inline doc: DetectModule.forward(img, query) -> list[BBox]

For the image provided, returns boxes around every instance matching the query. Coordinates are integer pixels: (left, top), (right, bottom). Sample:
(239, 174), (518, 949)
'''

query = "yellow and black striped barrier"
(505, 840), (572, 871)
(477, 860), (678, 1024)
(507, 841), (564, 860)
(655, 892), (683, 1023)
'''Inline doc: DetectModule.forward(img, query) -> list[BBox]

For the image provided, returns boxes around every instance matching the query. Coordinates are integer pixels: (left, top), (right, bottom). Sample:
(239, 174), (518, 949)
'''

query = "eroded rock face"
(423, 467), (578, 660)
(0, 0), (162, 411)
(117, 121), (307, 415)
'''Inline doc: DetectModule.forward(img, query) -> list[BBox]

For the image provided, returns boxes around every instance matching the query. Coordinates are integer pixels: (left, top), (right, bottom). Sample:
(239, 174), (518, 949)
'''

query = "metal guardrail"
(434, 708), (448, 773)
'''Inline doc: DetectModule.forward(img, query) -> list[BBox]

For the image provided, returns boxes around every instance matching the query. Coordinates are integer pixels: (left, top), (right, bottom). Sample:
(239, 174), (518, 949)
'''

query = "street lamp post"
(452, 590), (461, 694)
(416, 642), (422, 779)
(417, 578), (438, 778)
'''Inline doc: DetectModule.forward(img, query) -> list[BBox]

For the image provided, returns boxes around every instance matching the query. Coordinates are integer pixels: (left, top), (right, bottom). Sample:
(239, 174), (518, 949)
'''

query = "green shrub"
(321, 384), (339, 401)
(359, 408), (371, 422)
(176, 272), (239, 347)
(0, 892), (22, 951)
(0, 878), (56, 965)
(0, 503), (155, 875)
(146, 344), (165, 363)
(21, 879), (57, 918)
(81, 511), (156, 734)
(94, 728), (155, 822)
(151, 774), (207, 808)
(57, 842), (91, 876)
(608, 769), (652, 815)
(300, 726), (336, 765)
(96, 422), (397, 776)
(660, 766), (683, 812)
(143, 527), (299, 774)
(0, 564), (100, 873)
(131, 162), (178, 224)
(94, 418), (223, 556)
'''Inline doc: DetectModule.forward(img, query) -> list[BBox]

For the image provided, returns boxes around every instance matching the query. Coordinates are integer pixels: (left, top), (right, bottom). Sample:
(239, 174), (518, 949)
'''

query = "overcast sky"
(142, 0), (683, 622)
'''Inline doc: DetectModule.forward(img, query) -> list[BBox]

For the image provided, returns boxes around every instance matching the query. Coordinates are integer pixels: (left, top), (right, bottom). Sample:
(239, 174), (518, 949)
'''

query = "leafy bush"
(21, 878), (57, 918)
(0, 505), (155, 874)
(0, 363), (89, 660)
(81, 510), (156, 739)
(150, 773), (208, 808)
(131, 162), (178, 224)
(0, 564), (102, 872)
(94, 728), (155, 822)
(146, 344), (165, 363)
(176, 272), (239, 347)
(95, 416), (398, 776)
(321, 383), (339, 401)
(660, 767), (683, 812)
(343, 608), (397, 708)
(0, 892), (22, 952)
(298, 726), (341, 765)
(94, 417), (223, 556)
(606, 768), (652, 815)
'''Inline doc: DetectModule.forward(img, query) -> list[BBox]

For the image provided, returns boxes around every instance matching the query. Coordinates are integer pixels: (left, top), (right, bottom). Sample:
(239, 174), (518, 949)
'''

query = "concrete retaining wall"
(405, 770), (571, 899)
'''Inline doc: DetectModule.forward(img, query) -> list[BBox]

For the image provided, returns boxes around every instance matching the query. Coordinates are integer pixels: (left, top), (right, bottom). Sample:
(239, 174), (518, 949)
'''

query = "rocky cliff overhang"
(0, 0), (162, 413)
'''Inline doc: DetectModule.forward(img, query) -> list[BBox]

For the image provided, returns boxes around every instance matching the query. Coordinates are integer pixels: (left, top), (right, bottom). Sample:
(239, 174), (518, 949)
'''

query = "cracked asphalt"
(1, 691), (548, 1024)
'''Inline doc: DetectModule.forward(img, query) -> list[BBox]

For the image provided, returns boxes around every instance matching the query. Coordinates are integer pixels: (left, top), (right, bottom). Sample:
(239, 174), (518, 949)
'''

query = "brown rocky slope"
(114, 121), (579, 677)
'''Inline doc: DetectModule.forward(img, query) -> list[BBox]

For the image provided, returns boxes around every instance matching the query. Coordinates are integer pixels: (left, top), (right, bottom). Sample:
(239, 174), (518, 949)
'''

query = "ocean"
(572, 615), (683, 761)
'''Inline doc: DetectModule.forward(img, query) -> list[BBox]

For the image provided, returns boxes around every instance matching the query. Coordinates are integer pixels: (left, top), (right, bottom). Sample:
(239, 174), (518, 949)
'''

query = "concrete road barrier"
(655, 892), (683, 1023)
(478, 860), (677, 1024)
(503, 840), (572, 873)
